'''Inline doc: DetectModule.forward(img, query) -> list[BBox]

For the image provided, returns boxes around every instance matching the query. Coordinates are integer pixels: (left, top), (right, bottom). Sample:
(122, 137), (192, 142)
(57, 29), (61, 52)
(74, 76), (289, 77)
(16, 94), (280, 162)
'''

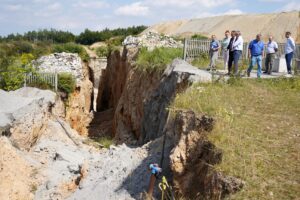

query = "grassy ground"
(192, 56), (249, 71)
(136, 47), (183, 73)
(171, 78), (300, 199)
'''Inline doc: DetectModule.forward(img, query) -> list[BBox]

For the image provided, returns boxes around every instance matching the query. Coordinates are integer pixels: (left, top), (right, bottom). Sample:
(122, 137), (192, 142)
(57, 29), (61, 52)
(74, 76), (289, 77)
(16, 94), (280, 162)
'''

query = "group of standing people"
(208, 31), (296, 78)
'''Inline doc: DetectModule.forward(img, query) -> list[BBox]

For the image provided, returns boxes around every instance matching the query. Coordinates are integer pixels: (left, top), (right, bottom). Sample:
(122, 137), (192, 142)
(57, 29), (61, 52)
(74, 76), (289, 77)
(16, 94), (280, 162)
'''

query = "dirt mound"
(144, 11), (300, 43)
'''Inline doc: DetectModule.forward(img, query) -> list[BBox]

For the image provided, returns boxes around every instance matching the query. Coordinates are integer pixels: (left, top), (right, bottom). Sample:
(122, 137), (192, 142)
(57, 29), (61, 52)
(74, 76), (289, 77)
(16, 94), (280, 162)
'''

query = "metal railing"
(183, 39), (300, 61)
(24, 72), (58, 91)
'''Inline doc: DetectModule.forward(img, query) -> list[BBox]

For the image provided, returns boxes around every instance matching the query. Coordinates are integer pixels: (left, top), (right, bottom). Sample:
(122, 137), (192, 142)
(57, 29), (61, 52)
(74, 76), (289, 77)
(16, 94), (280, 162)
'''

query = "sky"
(0, 0), (299, 36)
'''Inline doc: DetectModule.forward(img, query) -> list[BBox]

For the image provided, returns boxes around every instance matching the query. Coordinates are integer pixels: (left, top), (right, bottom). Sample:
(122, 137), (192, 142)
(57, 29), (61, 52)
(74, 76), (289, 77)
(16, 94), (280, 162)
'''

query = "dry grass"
(171, 78), (300, 199)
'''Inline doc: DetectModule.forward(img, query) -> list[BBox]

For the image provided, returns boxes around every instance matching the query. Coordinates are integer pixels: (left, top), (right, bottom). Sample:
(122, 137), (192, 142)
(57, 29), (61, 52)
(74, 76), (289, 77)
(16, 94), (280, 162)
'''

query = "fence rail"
(25, 72), (58, 91)
(183, 39), (300, 61)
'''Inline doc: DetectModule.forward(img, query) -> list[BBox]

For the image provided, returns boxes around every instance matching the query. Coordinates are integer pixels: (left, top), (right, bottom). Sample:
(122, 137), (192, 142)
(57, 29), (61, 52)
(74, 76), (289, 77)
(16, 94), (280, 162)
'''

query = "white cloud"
(47, 3), (62, 11)
(258, 0), (285, 2)
(73, 1), (109, 9)
(34, 2), (62, 17)
(146, 0), (234, 8)
(223, 9), (244, 15)
(195, 9), (244, 18)
(4, 4), (23, 11)
(115, 2), (149, 16)
(32, 0), (50, 3)
(281, 1), (300, 11)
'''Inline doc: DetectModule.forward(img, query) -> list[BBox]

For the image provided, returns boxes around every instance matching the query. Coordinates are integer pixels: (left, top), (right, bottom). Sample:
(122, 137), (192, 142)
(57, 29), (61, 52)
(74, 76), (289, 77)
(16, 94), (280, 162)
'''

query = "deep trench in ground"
(87, 56), (114, 138)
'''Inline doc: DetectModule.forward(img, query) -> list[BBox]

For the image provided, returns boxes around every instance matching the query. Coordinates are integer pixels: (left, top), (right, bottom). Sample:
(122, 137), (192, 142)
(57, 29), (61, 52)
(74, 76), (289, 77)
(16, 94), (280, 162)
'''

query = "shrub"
(136, 47), (183, 73)
(191, 34), (209, 40)
(58, 73), (76, 94)
(96, 46), (109, 57)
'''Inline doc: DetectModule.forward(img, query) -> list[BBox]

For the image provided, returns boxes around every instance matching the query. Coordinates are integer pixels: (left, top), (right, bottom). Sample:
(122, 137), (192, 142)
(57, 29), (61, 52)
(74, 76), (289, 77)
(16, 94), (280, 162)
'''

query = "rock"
(123, 31), (183, 50)
(33, 52), (83, 85)
(0, 87), (60, 150)
(68, 165), (81, 174)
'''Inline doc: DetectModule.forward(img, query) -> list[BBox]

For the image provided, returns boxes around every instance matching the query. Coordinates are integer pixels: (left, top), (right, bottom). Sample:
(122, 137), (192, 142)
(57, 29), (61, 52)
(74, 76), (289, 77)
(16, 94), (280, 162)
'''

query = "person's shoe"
(268, 72), (272, 75)
(288, 71), (292, 75)
(263, 71), (268, 74)
(247, 71), (250, 77)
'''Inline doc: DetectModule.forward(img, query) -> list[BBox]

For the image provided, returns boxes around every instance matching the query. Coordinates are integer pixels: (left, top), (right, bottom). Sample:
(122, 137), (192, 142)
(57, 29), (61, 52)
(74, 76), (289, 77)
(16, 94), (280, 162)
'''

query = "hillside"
(144, 11), (300, 43)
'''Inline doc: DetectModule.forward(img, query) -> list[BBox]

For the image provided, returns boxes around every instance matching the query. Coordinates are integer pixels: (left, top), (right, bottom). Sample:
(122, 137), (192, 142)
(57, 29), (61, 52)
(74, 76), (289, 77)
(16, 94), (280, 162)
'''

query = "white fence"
(183, 39), (300, 61)
(24, 72), (58, 91)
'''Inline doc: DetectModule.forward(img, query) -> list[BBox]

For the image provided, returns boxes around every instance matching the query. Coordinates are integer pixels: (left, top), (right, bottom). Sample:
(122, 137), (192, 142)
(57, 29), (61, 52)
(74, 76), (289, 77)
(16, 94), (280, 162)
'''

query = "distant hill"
(144, 11), (300, 43)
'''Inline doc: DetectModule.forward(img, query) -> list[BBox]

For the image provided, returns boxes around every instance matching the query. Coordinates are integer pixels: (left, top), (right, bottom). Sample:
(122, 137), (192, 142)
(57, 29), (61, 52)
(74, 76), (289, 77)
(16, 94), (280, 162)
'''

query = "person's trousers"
(233, 50), (242, 75)
(265, 53), (275, 73)
(209, 51), (218, 69)
(248, 55), (262, 78)
(228, 51), (234, 73)
(223, 50), (229, 70)
(285, 52), (294, 72)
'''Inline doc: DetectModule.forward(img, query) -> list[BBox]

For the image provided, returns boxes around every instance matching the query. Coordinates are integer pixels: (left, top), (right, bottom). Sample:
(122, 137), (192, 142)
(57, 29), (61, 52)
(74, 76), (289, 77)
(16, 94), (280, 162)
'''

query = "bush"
(136, 47), (183, 73)
(58, 73), (76, 94)
(96, 46), (109, 57)
(191, 34), (209, 40)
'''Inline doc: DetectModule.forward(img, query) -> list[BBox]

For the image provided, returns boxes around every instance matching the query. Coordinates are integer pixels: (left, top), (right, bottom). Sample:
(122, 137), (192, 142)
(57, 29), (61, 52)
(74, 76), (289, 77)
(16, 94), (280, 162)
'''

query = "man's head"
(211, 35), (216, 41)
(231, 30), (236, 37)
(235, 30), (241, 37)
(225, 30), (230, 38)
(285, 31), (291, 38)
(256, 34), (262, 41)
(269, 35), (273, 42)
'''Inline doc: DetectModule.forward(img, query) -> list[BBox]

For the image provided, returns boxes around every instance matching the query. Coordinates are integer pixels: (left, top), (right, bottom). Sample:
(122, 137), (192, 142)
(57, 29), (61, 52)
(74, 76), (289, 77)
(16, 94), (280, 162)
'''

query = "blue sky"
(0, 0), (299, 36)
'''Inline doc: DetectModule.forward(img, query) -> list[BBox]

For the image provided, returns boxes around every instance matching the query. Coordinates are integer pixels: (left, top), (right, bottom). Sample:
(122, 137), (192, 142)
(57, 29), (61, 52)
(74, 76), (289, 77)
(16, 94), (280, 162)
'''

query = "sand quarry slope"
(144, 11), (300, 43)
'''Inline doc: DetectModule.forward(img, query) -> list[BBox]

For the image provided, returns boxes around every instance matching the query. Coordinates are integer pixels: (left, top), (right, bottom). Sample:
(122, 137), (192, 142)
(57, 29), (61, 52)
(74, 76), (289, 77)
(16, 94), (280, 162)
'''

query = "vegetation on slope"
(136, 47), (183, 73)
(171, 78), (300, 199)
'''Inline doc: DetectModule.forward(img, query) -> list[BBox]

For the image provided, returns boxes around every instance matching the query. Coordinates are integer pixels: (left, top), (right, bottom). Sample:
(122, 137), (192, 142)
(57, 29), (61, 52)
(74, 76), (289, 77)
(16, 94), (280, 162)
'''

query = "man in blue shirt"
(247, 34), (264, 78)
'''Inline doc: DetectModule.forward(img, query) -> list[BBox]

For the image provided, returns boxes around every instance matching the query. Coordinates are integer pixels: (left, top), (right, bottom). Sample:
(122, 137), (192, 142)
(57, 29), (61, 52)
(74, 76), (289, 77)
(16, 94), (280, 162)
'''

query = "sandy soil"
(144, 11), (300, 43)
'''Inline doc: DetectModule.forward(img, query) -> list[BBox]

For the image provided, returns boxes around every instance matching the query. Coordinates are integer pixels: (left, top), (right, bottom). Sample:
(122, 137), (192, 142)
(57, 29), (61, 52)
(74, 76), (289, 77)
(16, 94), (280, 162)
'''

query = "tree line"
(0, 26), (148, 45)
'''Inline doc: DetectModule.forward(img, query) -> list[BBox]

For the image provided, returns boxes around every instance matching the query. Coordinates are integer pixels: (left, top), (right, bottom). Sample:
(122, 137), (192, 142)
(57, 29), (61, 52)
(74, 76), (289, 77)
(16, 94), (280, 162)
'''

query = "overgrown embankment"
(171, 78), (300, 199)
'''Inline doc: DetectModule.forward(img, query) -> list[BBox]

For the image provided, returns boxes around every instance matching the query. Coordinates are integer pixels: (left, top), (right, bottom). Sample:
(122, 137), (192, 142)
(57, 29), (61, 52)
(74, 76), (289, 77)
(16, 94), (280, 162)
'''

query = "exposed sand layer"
(144, 11), (300, 43)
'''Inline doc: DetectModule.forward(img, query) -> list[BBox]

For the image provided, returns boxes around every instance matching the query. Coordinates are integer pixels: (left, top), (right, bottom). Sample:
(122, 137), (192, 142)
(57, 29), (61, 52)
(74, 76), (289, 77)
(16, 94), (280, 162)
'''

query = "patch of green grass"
(96, 46), (109, 57)
(191, 54), (249, 71)
(91, 136), (114, 149)
(136, 47), (183, 73)
(171, 78), (300, 200)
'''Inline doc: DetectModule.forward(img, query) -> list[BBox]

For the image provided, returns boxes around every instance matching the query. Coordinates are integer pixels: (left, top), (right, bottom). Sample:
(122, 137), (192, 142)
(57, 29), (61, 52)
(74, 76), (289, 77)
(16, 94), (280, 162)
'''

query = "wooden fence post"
(24, 73), (27, 88)
(183, 38), (187, 61)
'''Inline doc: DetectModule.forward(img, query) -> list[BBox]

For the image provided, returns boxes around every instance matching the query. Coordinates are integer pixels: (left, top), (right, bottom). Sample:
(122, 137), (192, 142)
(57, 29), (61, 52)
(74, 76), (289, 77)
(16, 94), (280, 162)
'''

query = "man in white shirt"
(264, 36), (278, 75)
(221, 30), (230, 71)
(285, 32), (296, 74)
(232, 30), (243, 75)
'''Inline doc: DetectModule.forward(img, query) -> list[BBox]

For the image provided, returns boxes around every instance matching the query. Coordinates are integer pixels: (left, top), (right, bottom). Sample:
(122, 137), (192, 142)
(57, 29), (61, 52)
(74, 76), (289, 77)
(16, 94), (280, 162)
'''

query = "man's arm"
(233, 37), (242, 48)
